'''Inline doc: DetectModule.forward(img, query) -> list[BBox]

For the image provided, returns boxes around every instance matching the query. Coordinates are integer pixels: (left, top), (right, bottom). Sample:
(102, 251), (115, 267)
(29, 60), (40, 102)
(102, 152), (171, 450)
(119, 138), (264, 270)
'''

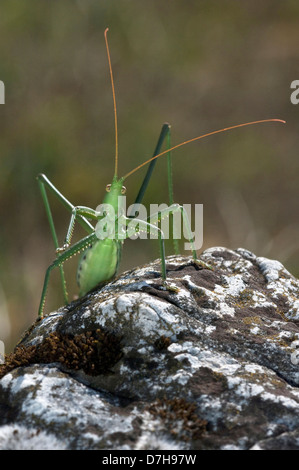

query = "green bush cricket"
(37, 29), (285, 318)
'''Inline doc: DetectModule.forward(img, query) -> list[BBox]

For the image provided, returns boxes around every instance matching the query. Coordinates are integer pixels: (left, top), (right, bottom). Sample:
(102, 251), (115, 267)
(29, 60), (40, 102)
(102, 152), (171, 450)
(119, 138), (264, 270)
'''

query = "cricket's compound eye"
(106, 184), (111, 192)
(121, 186), (126, 195)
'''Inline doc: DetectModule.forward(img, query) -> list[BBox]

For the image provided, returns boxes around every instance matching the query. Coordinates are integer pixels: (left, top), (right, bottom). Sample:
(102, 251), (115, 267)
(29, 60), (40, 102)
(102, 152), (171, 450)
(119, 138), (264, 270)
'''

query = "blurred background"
(0, 0), (298, 352)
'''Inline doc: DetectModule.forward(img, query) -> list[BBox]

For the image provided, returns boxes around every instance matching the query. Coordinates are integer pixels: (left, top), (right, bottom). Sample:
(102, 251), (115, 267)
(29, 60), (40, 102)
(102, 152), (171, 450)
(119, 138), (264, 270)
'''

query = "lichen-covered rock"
(0, 247), (299, 450)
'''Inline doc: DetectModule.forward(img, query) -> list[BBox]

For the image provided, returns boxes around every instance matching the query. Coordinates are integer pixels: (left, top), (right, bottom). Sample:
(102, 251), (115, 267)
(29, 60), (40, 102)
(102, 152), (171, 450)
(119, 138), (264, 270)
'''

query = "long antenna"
(104, 28), (119, 176)
(123, 119), (286, 180)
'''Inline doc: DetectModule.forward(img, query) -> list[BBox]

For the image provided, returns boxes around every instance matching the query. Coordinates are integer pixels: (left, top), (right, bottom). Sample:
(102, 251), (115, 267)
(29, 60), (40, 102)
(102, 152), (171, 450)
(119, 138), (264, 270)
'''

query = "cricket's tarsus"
(36, 29), (285, 319)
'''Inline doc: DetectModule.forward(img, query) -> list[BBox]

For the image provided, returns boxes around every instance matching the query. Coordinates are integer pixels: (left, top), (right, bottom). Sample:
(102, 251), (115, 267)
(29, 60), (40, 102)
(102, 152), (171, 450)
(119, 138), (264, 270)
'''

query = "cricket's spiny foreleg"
(57, 206), (99, 253)
(37, 174), (94, 235)
(146, 204), (212, 270)
(122, 215), (168, 280)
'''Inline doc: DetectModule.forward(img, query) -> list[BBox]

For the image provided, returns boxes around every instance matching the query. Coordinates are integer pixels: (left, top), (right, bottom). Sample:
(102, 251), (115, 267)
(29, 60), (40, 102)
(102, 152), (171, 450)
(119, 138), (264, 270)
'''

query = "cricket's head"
(102, 175), (126, 210)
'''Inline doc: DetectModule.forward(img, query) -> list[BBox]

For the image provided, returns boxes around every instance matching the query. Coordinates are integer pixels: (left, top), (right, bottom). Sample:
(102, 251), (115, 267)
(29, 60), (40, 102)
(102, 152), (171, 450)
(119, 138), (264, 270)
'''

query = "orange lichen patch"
(0, 344), (37, 379)
(147, 397), (207, 441)
(0, 329), (123, 379)
(242, 316), (263, 326)
(154, 335), (172, 351)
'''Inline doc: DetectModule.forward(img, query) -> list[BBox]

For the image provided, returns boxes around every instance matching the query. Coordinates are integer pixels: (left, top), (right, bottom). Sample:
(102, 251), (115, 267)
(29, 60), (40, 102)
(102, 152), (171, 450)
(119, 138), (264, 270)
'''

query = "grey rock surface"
(1, 247), (299, 450)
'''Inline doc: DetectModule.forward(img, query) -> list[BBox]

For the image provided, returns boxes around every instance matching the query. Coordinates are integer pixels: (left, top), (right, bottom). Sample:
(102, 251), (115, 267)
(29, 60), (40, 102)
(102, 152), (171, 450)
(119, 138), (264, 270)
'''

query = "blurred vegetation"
(0, 0), (298, 352)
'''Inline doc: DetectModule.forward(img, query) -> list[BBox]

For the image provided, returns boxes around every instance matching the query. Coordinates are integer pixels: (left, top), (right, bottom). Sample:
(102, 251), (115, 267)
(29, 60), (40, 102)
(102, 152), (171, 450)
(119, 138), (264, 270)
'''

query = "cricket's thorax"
(77, 238), (122, 296)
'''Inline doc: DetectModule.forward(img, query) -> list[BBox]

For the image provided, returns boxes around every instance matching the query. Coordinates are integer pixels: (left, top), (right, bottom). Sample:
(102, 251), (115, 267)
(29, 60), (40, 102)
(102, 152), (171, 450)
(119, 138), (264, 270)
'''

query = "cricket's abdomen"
(77, 238), (121, 296)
